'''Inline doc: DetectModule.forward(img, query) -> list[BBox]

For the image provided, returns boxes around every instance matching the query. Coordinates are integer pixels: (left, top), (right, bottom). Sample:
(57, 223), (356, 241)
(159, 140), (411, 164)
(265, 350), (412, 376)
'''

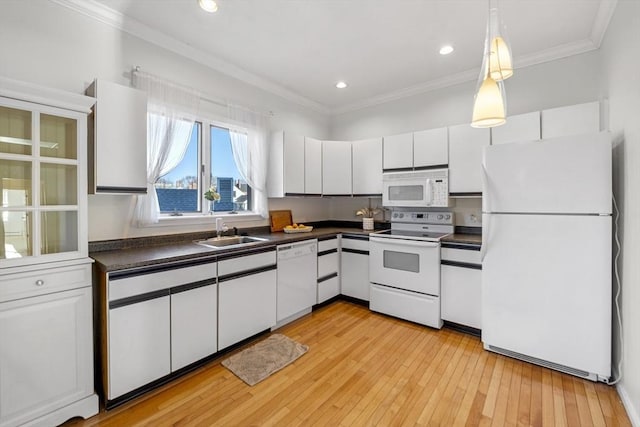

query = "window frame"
(155, 116), (258, 224)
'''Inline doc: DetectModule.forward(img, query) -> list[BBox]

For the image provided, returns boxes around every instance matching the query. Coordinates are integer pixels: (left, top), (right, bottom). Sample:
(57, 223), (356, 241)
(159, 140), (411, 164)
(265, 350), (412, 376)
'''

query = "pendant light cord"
(608, 194), (623, 385)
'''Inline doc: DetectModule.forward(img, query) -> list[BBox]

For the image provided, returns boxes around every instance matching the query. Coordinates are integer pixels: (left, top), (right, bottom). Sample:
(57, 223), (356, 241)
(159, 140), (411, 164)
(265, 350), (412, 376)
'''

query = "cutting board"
(269, 210), (293, 232)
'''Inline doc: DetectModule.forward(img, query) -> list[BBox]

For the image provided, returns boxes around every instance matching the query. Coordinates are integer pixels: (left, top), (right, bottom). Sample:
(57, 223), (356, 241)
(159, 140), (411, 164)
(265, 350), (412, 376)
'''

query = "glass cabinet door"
(0, 102), (81, 263)
(0, 106), (31, 156)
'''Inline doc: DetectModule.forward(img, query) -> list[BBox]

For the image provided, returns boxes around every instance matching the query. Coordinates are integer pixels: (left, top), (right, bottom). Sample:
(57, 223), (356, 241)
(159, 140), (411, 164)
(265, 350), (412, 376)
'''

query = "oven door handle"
(370, 237), (440, 248)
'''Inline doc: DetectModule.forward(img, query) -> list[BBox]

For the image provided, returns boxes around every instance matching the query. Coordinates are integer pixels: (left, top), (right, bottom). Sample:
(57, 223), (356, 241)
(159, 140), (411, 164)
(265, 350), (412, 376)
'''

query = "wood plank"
(552, 370), (568, 427)
(529, 366), (543, 427)
(490, 357), (515, 426)
(541, 367), (555, 426)
(516, 362), (532, 427)
(63, 301), (630, 427)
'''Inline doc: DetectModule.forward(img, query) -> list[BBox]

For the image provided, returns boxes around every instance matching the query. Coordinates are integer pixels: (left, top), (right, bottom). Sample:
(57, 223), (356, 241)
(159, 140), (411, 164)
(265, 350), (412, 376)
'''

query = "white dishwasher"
(276, 239), (318, 326)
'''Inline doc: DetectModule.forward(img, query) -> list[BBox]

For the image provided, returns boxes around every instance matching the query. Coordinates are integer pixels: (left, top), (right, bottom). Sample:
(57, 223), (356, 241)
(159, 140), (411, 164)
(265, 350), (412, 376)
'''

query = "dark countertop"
(90, 226), (372, 272)
(442, 233), (483, 246)
(90, 225), (482, 272)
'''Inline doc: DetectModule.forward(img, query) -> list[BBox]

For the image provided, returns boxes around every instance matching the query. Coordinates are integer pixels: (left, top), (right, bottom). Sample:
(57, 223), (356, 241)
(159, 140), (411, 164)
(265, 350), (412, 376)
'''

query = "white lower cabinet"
(103, 261), (216, 403)
(440, 245), (482, 329)
(108, 295), (171, 400)
(340, 236), (370, 301)
(217, 250), (277, 350)
(218, 269), (277, 350)
(0, 286), (97, 427)
(171, 283), (218, 372)
(317, 237), (340, 303)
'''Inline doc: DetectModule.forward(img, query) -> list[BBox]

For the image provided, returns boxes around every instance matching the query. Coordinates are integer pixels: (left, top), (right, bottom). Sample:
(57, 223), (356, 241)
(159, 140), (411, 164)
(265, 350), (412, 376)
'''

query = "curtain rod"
(132, 66), (274, 117)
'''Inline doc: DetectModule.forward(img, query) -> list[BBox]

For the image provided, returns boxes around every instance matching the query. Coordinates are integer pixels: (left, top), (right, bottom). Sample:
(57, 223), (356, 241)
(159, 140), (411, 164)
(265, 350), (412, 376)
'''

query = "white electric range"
(368, 211), (454, 328)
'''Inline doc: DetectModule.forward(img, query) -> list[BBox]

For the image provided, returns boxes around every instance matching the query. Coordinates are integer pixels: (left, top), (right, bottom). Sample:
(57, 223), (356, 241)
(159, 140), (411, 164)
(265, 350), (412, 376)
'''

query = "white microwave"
(382, 169), (449, 208)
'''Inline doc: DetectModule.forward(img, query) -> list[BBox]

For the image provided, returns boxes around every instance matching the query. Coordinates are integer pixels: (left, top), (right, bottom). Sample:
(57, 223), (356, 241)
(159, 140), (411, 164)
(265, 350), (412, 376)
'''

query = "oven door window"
(383, 250), (420, 273)
(388, 184), (423, 201)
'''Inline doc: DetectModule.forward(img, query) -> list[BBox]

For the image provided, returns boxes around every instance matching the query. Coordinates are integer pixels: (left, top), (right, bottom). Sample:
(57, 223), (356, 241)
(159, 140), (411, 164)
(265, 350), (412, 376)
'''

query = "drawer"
(0, 262), (92, 303)
(109, 262), (216, 301)
(317, 276), (339, 304)
(341, 236), (369, 252)
(441, 247), (481, 265)
(318, 252), (338, 278)
(318, 238), (338, 252)
(218, 250), (276, 277)
(370, 284), (442, 329)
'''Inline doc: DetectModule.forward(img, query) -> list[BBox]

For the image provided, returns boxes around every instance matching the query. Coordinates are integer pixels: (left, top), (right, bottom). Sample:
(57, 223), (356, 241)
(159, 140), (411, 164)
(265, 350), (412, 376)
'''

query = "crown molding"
(333, 38), (599, 115)
(49, 0), (330, 115)
(590, 0), (618, 47)
(514, 38), (599, 69)
(50, 0), (617, 117)
(331, 68), (479, 115)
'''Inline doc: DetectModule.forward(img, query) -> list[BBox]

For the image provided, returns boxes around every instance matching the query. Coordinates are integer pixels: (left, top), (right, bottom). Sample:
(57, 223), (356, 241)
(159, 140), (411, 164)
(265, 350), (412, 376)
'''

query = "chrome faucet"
(215, 218), (228, 238)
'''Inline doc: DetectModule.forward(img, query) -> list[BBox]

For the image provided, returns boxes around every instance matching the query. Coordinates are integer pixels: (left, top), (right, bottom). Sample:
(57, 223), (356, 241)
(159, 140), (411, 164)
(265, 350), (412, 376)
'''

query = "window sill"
(147, 212), (264, 227)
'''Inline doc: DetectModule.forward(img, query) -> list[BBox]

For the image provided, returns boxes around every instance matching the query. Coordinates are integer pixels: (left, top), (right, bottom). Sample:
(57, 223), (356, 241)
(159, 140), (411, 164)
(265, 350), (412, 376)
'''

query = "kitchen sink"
(195, 235), (269, 249)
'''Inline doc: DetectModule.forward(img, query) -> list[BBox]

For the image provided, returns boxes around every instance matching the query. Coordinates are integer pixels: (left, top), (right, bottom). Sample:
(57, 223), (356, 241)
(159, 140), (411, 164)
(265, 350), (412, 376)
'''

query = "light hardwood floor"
(66, 301), (630, 426)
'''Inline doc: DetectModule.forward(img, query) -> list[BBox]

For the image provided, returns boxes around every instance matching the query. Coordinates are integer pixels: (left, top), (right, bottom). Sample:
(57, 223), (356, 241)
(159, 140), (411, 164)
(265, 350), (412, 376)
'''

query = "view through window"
(210, 125), (250, 213)
(155, 122), (251, 214)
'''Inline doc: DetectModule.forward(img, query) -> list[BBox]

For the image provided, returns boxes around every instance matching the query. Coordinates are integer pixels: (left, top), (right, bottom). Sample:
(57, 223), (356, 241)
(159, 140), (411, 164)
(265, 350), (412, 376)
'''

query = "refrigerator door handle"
(480, 213), (489, 263)
(480, 162), (489, 263)
(481, 162), (490, 213)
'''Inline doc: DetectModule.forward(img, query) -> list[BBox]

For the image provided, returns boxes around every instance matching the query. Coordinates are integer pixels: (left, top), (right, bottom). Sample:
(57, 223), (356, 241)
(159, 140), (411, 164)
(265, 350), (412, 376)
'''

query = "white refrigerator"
(481, 132), (612, 382)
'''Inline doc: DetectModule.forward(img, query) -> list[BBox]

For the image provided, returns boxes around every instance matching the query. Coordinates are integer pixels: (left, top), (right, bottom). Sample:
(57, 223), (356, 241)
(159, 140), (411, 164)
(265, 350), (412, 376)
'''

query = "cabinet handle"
(35, 279), (45, 286)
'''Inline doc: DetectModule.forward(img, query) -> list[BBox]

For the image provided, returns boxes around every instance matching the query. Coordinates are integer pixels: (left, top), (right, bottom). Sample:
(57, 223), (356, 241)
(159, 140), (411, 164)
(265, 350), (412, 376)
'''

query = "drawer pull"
(35, 279), (45, 286)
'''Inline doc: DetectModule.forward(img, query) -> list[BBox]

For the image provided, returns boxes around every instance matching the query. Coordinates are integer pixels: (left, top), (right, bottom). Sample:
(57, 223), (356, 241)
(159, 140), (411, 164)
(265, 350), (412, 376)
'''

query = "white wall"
(328, 51), (603, 227)
(329, 51), (603, 141)
(0, 0), (331, 241)
(599, 0), (640, 424)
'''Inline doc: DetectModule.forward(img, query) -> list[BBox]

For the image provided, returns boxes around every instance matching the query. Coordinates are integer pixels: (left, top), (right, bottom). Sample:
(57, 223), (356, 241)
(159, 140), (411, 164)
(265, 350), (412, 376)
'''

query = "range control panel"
(390, 211), (453, 225)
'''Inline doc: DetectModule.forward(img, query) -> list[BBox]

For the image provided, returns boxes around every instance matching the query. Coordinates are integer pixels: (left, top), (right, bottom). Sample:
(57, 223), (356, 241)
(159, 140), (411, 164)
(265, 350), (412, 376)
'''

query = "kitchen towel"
(221, 334), (308, 386)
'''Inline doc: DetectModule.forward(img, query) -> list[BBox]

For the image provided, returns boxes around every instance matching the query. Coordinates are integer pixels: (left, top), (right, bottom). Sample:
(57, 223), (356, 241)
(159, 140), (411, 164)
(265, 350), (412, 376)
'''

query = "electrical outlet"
(468, 213), (481, 224)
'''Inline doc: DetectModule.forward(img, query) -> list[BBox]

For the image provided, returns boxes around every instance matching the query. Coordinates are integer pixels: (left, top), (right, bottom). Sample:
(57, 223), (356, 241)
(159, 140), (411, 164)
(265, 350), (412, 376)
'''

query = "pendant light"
(471, 0), (513, 128)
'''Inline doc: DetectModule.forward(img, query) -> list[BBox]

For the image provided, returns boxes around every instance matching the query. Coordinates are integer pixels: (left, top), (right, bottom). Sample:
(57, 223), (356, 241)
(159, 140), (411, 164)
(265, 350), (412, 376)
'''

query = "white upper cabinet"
(322, 140), (352, 195)
(283, 132), (305, 195)
(383, 132), (413, 170)
(267, 131), (304, 197)
(352, 137), (382, 195)
(541, 101), (600, 139)
(86, 79), (147, 194)
(413, 127), (448, 168)
(304, 137), (322, 195)
(491, 111), (541, 145)
(448, 124), (490, 194)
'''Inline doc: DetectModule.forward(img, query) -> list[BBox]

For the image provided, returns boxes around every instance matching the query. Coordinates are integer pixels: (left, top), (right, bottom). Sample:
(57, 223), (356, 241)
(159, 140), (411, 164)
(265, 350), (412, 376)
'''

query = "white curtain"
(227, 105), (270, 218)
(132, 71), (200, 226)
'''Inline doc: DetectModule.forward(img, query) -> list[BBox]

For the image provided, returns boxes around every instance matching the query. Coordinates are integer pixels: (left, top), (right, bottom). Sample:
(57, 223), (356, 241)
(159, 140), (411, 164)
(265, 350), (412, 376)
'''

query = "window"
(155, 123), (201, 214)
(210, 125), (250, 213)
(155, 120), (252, 215)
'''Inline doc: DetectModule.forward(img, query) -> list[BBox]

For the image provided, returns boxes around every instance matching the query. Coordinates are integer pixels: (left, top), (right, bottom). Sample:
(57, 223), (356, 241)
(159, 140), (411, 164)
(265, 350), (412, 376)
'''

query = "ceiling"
(54, 0), (616, 114)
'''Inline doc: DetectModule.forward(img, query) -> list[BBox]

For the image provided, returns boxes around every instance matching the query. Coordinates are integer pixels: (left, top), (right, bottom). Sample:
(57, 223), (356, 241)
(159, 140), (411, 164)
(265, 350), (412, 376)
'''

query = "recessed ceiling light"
(198, 0), (218, 13)
(439, 45), (454, 55)
(336, 81), (348, 89)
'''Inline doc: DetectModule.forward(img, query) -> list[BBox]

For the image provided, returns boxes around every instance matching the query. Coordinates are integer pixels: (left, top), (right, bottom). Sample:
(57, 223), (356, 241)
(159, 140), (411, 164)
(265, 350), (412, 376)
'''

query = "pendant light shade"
(471, 76), (506, 128)
(471, 0), (512, 128)
(489, 36), (513, 81)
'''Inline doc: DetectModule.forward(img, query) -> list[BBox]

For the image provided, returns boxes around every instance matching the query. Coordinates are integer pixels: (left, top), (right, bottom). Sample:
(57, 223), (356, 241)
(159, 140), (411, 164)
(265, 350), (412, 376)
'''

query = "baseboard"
(23, 393), (99, 427)
(617, 383), (640, 427)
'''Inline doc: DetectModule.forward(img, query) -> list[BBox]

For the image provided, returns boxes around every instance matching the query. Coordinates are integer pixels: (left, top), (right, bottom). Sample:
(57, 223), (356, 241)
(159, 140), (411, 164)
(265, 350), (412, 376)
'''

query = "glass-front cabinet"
(0, 98), (88, 266)
(0, 77), (98, 427)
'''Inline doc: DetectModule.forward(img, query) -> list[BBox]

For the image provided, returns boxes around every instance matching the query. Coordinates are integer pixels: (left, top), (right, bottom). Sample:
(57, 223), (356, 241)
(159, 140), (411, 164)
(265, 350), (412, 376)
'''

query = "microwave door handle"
(426, 179), (433, 205)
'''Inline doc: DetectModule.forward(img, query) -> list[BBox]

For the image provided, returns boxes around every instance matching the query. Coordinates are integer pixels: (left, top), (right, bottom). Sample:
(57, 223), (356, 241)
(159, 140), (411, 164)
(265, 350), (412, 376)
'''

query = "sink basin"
(195, 236), (269, 249)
